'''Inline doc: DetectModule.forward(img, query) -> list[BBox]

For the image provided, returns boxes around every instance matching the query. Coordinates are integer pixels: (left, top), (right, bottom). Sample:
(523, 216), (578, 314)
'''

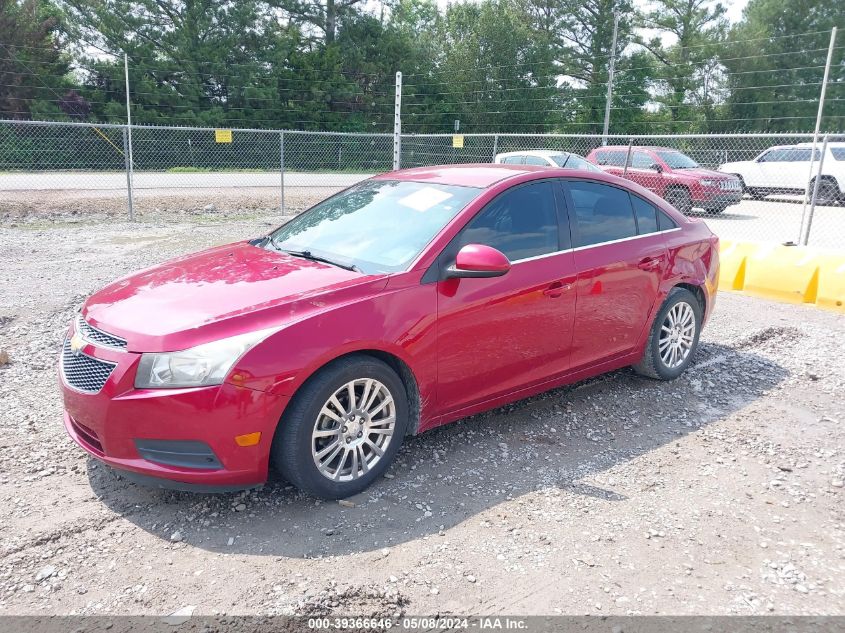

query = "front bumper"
(60, 331), (289, 490)
(694, 190), (742, 208)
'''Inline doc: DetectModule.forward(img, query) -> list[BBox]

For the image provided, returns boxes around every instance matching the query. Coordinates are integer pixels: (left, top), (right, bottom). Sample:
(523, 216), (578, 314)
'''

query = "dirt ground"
(0, 207), (843, 617)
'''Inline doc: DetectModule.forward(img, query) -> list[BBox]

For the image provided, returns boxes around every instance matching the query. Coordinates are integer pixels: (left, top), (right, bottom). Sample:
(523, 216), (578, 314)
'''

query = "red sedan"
(60, 164), (719, 499)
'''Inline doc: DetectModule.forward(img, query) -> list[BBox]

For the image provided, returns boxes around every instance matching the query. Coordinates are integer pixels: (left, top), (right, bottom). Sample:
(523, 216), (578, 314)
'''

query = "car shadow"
(89, 338), (790, 559)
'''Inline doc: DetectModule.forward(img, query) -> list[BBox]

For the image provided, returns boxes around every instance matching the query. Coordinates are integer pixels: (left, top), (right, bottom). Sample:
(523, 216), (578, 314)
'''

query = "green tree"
(634, 0), (728, 132)
(721, 0), (845, 132)
(0, 0), (70, 120)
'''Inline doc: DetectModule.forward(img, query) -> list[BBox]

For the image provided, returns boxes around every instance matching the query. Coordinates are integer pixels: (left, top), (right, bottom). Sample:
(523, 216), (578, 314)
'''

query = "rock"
(338, 500), (355, 508)
(227, 537), (235, 546)
(21, 585), (34, 593)
(170, 530), (183, 543)
(831, 480), (843, 488)
(466, 575), (476, 583)
(202, 204), (216, 213)
(235, 503), (246, 512)
(35, 565), (56, 582)
(162, 605), (196, 626)
(0, 350), (9, 366)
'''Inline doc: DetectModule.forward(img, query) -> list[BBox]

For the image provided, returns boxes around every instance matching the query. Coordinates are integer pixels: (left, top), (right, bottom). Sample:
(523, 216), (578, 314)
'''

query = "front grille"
(61, 339), (116, 394)
(77, 317), (127, 350)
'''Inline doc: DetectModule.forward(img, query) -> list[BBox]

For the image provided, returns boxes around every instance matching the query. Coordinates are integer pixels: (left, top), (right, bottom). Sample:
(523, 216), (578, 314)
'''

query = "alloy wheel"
(658, 301), (696, 369)
(311, 378), (396, 482)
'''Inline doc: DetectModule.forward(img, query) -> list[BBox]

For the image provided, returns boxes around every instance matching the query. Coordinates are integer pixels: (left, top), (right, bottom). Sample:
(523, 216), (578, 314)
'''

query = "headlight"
(134, 328), (275, 389)
(700, 179), (716, 187)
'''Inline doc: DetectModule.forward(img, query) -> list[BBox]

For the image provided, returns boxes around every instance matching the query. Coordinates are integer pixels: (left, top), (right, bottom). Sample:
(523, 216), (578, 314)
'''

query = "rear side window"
(658, 209), (678, 231)
(523, 155), (550, 166)
(567, 181), (637, 247)
(501, 155), (524, 164)
(631, 195), (658, 234)
(459, 181), (560, 261)
(593, 150), (627, 166)
(830, 148), (845, 161)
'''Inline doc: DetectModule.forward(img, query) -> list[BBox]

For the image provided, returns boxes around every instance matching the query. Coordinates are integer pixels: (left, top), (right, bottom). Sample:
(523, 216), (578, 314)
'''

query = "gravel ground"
(0, 205), (843, 617)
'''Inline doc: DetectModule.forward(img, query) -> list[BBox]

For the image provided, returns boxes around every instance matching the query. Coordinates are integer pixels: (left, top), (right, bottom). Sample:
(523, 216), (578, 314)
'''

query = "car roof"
(796, 141), (845, 147)
(496, 150), (571, 157)
(373, 163), (638, 189)
(374, 164), (553, 188)
(593, 146), (680, 152)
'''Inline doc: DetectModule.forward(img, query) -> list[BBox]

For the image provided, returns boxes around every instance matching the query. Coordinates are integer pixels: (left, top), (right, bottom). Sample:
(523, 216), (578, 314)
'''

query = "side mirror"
(446, 244), (511, 279)
(650, 163), (664, 173)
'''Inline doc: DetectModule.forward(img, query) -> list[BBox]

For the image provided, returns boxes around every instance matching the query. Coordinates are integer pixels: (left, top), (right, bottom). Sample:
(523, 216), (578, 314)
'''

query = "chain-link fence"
(1, 119), (843, 249)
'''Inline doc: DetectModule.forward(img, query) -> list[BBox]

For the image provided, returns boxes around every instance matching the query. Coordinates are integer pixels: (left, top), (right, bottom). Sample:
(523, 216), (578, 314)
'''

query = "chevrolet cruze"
(60, 164), (719, 499)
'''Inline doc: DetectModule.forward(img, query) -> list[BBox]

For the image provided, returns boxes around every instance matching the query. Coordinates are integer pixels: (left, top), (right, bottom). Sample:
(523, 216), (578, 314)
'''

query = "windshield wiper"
(276, 246), (361, 273)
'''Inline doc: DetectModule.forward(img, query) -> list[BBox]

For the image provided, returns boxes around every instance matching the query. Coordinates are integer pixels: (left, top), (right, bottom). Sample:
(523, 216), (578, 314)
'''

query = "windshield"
(654, 151), (699, 169)
(268, 180), (481, 274)
(551, 153), (602, 172)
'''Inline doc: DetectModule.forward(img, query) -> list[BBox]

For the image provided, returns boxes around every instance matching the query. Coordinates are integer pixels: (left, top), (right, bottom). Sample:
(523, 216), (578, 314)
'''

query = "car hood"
(82, 241), (387, 352)
(675, 167), (736, 180)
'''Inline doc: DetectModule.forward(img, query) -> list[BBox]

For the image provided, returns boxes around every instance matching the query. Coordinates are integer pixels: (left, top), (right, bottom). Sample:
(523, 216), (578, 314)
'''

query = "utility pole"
(123, 53), (135, 221)
(798, 26), (837, 245)
(602, 13), (620, 145)
(393, 71), (402, 171)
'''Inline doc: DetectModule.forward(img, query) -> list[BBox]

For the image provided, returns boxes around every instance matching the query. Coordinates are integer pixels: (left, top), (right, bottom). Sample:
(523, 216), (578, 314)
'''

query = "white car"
(494, 150), (602, 172)
(719, 142), (845, 204)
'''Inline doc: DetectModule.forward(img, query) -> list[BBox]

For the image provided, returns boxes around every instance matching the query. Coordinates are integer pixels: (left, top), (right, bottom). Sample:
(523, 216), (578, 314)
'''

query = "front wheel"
(634, 287), (703, 380)
(272, 355), (408, 499)
(665, 187), (692, 214)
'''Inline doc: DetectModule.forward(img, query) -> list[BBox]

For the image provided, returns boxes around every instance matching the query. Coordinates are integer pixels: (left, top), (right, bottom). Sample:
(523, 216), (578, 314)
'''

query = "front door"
(434, 180), (577, 414)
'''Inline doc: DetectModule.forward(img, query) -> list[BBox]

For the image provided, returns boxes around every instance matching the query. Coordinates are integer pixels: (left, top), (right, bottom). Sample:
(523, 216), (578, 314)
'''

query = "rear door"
(562, 180), (669, 369)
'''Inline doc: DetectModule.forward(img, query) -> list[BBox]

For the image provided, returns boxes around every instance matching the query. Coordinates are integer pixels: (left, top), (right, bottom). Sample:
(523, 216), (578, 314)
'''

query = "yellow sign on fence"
(452, 134), (464, 149)
(215, 129), (233, 144)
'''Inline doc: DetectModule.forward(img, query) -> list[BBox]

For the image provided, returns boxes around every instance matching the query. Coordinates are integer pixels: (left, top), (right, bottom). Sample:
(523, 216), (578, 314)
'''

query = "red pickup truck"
(587, 146), (742, 215)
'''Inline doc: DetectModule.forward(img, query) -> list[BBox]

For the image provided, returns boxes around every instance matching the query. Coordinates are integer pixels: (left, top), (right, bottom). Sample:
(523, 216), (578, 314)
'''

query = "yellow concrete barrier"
(816, 254), (845, 313)
(718, 241), (845, 313)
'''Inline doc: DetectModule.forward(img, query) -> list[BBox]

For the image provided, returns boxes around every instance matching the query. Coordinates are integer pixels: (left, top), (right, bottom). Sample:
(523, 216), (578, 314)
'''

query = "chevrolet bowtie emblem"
(69, 332), (85, 356)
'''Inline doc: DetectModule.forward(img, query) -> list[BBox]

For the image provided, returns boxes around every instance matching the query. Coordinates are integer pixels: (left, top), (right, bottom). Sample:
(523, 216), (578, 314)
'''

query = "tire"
(704, 205), (727, 215)
(634, 287), (703, 381)
(271, 355), (408, 499)
(811, 178), (839, 206)
(665, 187), (692, 214)
(749, 188), (767, 200)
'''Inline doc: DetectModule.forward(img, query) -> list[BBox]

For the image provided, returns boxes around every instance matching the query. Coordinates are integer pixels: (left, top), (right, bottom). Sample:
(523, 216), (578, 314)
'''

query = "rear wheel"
(665, 187), (692, 214)
(749, 188), (767, 200)
(272, 355), (408, 499)
(634, 287), (703, 381)
(811, 177), (839, 206)
(704, 204), (727, 215)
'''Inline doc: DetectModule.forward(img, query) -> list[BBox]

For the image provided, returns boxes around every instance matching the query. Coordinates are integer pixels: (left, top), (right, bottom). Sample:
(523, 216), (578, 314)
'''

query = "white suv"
(494, 150), (602, 172)
(719, 142), (845, 204)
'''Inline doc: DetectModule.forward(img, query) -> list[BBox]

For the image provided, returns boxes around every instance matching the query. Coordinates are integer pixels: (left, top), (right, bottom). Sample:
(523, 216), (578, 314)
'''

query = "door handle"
(543, 281), (572, 298)
(638, 256), (664, 271)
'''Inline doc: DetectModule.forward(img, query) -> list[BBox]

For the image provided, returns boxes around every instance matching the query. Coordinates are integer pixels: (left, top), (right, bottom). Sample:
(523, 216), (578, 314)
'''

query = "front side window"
(631, 151), (655, 169)
(653, 151), (698, 169)
(269, 180), (480, 273)
(760, 149), (787, 162)
(458, 181), (560, 261)
(523, 155), (551, 166)
(568, 181), (637, 247)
